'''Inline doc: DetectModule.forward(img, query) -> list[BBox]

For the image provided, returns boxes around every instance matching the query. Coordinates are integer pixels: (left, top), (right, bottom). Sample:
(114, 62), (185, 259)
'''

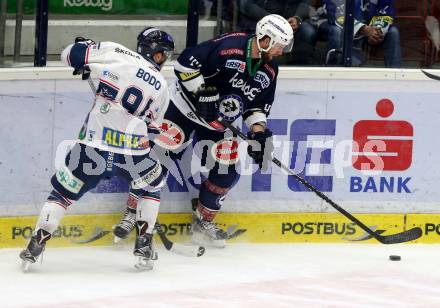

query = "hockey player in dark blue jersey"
(114, 14), (294, 247)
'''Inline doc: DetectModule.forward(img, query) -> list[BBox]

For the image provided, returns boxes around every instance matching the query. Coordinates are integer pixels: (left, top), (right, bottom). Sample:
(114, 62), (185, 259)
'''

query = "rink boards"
(2, 67), (440, 245)
(1, 212), (440, 247)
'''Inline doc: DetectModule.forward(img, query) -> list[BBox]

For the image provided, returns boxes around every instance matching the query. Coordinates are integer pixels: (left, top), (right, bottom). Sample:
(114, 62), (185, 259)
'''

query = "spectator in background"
(238, 0), (317, 65)
(363, 0), (401, 67)
(202, 0), (231, 21)
(315, 0), (401, 67)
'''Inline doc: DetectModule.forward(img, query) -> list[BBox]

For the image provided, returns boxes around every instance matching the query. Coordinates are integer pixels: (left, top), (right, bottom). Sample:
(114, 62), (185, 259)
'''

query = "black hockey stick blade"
(375, 227), (422, 244)
(226, 229), (247, 240)
(155, 222), (205, 257)
(154, 222), (173, 250)
(421, 69), (440, 81)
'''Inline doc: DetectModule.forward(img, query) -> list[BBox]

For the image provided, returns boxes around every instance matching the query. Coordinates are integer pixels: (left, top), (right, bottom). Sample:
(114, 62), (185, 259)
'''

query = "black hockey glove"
(193, 86), (220, 122)
(247, 129), (274, 170)
(73, 65), (91, 80)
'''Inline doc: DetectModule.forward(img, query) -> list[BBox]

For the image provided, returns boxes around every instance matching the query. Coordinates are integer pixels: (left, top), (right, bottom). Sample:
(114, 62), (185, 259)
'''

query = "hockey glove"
(74, 37), (96, 46)
(73, 65), (91, 80)
(194, 86), (220, 123)
(247, 129), (274, 170)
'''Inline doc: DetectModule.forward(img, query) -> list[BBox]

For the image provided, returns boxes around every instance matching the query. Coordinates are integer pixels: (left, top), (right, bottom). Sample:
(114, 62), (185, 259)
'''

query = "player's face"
(153, 52), (169, 70)
(261, 43), (285, 62)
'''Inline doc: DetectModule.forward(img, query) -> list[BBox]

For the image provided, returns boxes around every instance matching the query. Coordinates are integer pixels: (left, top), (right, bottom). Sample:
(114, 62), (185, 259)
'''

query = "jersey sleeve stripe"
(99, 78), (120, 90)
(129, 192), (140, 200)
(85, 47), (90, 65)
(48, 200), (68, 210)
(141, 196), (161, 203)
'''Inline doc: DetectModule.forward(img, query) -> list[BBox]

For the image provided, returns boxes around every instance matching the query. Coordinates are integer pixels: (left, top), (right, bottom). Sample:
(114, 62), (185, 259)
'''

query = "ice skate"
(133, 222), (158, 271)
(19, 229), (51, 272)
(191, 214), (228, 248)
(113, 208), (136, 243)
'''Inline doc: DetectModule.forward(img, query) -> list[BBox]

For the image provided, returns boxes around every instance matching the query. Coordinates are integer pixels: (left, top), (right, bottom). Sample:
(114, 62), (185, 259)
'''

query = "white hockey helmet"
(256, 14), (294, 53)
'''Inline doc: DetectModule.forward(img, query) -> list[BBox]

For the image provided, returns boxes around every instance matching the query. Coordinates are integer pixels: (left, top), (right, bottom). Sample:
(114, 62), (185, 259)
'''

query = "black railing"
(342, 0), (354, 67)
(186, 0), (199, 48)
(34, 0), (48, 66)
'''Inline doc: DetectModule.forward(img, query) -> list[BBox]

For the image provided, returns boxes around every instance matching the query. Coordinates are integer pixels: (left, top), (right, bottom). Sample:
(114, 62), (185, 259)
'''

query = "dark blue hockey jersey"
(171, 32), (279, 130)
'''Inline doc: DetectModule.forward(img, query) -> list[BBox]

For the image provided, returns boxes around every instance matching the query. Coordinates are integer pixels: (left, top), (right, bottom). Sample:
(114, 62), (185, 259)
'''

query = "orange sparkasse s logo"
(352, 98), (413, 171)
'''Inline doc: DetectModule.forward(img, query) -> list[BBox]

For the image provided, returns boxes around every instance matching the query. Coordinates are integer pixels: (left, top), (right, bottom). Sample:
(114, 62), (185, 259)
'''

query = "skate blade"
(134, 257), (154, 271)
(21, 260), (31, 273)
(113, 236), (123, 244)
(192, 233), (226, 248)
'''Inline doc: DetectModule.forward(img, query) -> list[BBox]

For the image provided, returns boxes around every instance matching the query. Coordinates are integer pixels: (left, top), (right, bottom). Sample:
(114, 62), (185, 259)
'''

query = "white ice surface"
(1, 244), (440, 308)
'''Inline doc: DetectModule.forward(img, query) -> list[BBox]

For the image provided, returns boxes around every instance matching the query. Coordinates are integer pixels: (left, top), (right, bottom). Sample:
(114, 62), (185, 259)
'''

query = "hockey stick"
(155, 221), (205, 257)
(85, 77), (205, 256)
(421, 69), (440, 81)
(87, 76), (97, 93)
(219, 118), (422, 244)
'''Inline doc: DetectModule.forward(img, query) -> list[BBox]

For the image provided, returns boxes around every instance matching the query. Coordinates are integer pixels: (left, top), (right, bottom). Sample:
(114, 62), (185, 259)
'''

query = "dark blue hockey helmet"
(137, 27), (174, 64)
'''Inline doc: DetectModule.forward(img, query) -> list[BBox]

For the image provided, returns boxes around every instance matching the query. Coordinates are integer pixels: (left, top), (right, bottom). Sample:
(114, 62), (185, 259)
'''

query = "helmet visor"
(163, 49), (174, 61)
(274, 38), (293, 53)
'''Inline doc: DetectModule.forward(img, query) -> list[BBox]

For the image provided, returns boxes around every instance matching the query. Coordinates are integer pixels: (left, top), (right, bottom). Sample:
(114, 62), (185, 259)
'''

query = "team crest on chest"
(218, 94), (243, 122)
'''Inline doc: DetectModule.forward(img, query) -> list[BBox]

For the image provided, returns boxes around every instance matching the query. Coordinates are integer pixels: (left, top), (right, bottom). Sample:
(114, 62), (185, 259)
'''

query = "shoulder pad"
(212, 32), (248, 42)
(218, 48), (245, 57)
(263, 63), (278, 81)
(112, 43), (142, 60)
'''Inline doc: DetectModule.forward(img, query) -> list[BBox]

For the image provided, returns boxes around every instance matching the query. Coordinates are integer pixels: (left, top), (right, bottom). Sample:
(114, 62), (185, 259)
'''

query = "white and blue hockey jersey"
(61, 41), (169, 155)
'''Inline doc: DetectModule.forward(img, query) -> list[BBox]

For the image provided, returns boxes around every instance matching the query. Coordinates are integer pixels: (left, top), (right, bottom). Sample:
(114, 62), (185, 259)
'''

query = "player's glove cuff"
(73, 65), (91, 80)
(247, 129), (274, 170)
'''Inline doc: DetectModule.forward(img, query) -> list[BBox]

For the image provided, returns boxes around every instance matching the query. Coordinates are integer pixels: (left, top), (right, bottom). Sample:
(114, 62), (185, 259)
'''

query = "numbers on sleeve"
(263, 104), (272, 113)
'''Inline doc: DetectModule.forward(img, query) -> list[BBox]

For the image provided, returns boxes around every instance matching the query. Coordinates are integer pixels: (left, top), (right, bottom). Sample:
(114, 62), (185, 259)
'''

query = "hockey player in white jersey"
(19, 27), (174, 271)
